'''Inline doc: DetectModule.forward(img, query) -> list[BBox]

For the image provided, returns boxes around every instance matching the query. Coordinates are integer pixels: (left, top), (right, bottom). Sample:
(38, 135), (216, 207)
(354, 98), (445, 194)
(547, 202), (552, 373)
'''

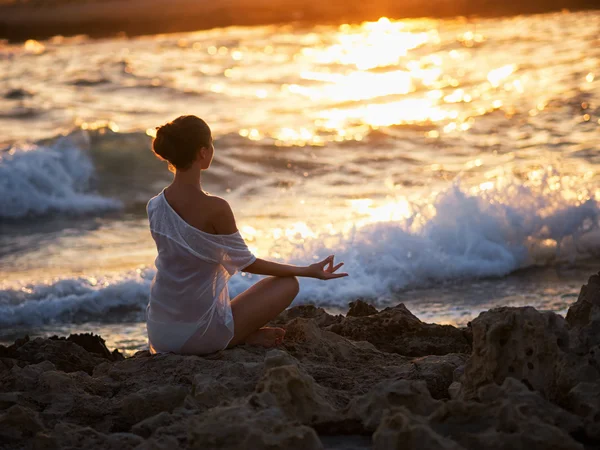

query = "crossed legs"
(227, 276), (299, 348)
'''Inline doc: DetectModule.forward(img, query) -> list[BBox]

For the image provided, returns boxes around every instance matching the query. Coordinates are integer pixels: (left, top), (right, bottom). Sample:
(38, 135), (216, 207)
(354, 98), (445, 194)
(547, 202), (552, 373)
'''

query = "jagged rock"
(373, 378), (585, 450)
(567, 382), (600, 440)
(373, 407), (464, 450)
(50, 333), (124, 361)
(566, 271), (600, 354)
(270, 304), (342, 328)
(347, 299), (378, 317)
(347, 379), (442, 431)
(34, 423), (143, 450)
(460, 306), (570, 400)
(396, 354), (468, 399)
(566, 271), (600, 330)
(326, 303), (471, 357)
(428, 378), (585, 449)
(187, 404), (324, 450)
(0, 336), (112, 374)
(253, 364), (338, 425)
(0, 404), (45, 441)
(116, 385), (188, 430)
(130, 411), (174, 439)
(460, 304), (600, 409)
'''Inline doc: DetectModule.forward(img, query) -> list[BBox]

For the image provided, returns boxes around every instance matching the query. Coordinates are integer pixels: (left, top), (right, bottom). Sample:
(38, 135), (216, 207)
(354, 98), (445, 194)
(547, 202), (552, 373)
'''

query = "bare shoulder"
(206, 195), (237, 235)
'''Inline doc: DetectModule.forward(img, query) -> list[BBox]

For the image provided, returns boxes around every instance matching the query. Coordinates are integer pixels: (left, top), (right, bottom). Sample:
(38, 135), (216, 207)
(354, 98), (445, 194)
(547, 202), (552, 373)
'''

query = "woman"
(146, 115), (348, 355)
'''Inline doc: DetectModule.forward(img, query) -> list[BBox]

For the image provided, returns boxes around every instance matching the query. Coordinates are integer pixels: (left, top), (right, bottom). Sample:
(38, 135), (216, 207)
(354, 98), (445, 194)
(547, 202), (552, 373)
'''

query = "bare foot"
(244, 327), (286, 348)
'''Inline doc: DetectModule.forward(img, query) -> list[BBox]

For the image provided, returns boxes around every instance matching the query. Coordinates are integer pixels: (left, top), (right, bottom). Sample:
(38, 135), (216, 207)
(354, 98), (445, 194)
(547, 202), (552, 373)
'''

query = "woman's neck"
(172, 166), (203, 191)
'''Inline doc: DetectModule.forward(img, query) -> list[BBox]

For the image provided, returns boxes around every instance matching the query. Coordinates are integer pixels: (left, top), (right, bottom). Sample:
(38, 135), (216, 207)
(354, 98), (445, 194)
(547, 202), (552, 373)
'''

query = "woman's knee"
(275, 276), (299, 303)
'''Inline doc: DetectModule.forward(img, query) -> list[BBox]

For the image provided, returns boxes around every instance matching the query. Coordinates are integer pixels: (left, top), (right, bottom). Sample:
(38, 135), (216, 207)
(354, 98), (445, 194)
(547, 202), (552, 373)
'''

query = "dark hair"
(152, 115), (212, 171)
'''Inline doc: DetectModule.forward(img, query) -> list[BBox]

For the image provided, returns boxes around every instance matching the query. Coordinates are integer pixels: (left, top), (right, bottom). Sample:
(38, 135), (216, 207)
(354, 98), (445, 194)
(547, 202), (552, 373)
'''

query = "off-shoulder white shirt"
(146, 189), (256, 354)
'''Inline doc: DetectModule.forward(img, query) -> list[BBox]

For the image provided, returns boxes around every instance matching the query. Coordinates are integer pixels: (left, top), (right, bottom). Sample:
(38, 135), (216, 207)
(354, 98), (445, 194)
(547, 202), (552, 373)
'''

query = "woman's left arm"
(244, 256), (348, 280)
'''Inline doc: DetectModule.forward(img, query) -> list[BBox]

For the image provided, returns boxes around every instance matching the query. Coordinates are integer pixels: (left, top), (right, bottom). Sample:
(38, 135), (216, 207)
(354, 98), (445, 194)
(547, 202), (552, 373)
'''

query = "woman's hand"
(306, 255), (348, 280)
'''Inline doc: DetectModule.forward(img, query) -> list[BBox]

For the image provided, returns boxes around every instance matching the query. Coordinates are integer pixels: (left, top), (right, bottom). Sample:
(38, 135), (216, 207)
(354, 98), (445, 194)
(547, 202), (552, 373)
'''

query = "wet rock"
(326, 303), (471, 357)
(347, 299), (378, 317)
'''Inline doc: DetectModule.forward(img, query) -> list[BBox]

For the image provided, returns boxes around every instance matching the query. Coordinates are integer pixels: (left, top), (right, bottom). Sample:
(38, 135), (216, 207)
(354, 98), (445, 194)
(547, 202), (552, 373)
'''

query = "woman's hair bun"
(152, 115), (211, 171)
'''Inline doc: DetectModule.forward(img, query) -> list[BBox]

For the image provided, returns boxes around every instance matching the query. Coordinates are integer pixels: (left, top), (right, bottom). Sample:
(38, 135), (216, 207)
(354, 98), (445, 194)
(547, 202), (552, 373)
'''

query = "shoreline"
(1, 0), (599, 42)
(0, 272), (598, 448)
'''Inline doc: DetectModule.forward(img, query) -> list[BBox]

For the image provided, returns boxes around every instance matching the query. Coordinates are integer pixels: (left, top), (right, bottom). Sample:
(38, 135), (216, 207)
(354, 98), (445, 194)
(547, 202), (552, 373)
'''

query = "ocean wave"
(0, 272), (153, 327)
(1, 174), (598, 327)
(0, 132), (122, 220)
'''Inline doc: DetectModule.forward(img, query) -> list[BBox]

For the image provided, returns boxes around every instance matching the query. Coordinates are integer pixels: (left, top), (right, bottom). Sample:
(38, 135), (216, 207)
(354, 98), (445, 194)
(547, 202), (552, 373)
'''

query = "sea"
(1, 11), (599, 354)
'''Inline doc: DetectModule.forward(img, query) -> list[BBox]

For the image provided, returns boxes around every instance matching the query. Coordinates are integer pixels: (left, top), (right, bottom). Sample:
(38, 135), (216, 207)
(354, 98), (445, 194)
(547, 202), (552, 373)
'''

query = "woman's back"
(146, 189), (256, 354)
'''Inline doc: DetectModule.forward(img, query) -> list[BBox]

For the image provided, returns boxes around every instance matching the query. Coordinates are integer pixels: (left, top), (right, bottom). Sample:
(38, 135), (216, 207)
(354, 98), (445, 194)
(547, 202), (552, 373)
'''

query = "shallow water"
(0, 11), (599, 352)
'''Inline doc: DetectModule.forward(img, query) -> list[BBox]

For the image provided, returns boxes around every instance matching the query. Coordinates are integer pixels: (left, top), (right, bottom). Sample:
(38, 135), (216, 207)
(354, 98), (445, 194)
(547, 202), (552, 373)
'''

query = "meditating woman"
(146, 115), (348, 355)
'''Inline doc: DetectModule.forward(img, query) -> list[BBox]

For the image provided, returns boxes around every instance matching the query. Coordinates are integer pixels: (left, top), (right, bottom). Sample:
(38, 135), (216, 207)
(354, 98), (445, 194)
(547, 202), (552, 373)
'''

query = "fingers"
(319, 255), (334, 268)
(325, 272), (349, 279)
(330, 262), (344, 273)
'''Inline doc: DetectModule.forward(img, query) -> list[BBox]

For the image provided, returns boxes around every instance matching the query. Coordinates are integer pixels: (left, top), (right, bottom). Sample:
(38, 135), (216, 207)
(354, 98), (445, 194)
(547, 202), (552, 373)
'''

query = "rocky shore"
(0, 273), (599, 449)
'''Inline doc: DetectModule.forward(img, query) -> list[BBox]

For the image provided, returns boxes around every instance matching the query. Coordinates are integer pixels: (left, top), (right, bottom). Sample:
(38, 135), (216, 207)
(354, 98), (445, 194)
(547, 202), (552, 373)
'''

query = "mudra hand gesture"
(306, 255), (348, 280)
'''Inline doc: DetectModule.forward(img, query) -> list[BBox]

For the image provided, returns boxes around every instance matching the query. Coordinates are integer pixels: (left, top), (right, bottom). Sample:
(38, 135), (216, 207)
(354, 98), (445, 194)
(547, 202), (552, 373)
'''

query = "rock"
(566, 271), (600, 330)
(426, 378), (585, 450)
(460, 305), (600, 410)
(373, 378), (585, 450)
(460, 306), (570, 400)
(130, 411), (174, 439)
(347, 379), (441, 431)
(566, 271), (600, 352)
(326, 303), (471, 357)
(567, 382), (600, 440)
(1, 336), (113, 374)
(253, 364), (338, 425)
(347, 299), (378, 317)
(0, 404), (45, 441)
(187, 404), (324, 450)
(373, 407), (464, 450)
(397, 353), (469, 399)
(51, 333), (124, 361)
(116, 385), (188, 430)
(270, 304), (342, 328)
(35, 423), (143, 450)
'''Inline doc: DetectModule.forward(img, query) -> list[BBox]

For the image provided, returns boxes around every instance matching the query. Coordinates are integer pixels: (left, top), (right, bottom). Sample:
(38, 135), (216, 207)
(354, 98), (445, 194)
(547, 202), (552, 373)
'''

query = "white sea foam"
(1, 175), (598, 327)
(0, 272), (153, 327)
(0, 134), (122, 219)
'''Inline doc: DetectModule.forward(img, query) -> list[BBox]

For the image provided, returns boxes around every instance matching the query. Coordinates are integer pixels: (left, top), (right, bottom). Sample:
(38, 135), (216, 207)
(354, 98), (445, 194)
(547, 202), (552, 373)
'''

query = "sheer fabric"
(146, 189), (256, 354)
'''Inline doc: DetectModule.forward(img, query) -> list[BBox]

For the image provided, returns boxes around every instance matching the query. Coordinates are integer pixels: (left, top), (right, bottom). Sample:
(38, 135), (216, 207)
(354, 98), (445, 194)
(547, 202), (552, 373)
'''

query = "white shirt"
(146, 189), (256, 353)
